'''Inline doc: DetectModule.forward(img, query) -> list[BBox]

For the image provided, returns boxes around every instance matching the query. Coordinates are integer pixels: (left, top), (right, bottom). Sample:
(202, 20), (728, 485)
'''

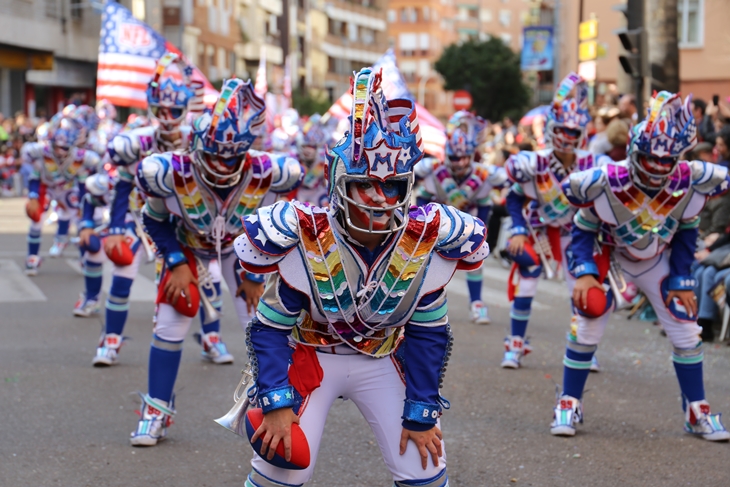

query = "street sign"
(579, 40), (598, 62)
(453, 90), (473, 111)
(579, 19), (598, 41)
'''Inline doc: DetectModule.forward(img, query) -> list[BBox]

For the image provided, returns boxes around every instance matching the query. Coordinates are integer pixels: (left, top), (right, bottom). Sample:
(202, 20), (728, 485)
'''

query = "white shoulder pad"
(270, 154), (304, 193)
(21, 141), (45, 162)
(485, 164), (509, 188)
(689, 160), (730, 195)
(136, 153), (175, 198)
(433, 204), (489, 260)
(108, 126), (157, 166)
(564, 165), (607, 205)
(81, 149), (101, 170)
(505, 150), (537, 183)
(85, 173), (112, 197)
(235, 200), (300, 273)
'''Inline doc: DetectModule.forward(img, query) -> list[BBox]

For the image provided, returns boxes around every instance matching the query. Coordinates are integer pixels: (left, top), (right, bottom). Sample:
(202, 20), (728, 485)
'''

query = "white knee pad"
(514, 276), (539, 298)
(154, 304), (193, 342)
(663, 320), (703, 350)
(112, 247), (143, 279)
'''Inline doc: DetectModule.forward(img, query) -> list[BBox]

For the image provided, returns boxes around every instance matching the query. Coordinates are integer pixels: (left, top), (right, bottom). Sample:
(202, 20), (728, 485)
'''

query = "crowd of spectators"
(0, 112), (44, 196)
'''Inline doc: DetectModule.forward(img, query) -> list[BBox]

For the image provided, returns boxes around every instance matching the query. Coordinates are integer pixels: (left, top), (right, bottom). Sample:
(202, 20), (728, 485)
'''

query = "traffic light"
(617, 28), (643, 79)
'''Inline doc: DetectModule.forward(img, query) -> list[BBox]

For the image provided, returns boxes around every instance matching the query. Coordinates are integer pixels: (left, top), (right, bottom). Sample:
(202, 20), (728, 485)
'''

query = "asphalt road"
(1, 197), (728, 487)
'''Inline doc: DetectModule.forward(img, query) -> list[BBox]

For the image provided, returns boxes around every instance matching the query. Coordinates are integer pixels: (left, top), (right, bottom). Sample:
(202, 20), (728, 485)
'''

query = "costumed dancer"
(95, 52), (208, 366)
(22, 107), (100, 274)
(502, 73), (610, 369)
(232, 67), (489, 487)
(130, 78), (303, 446)
(290, 114), (330, 206)
(92, 99), (123, 151)
(552, 91), (730, 441)
(415, 110), (507, 324)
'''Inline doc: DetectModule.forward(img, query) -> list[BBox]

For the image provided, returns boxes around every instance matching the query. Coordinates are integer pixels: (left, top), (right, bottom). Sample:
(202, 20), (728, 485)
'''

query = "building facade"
(322, 0), (388, 101)
(0, 0), (101, 118)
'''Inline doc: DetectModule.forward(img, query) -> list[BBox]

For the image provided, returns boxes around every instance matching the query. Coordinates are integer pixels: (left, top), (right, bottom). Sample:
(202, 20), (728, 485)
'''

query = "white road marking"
(65, 259), (157, 302)
(0, 259), (47, 302)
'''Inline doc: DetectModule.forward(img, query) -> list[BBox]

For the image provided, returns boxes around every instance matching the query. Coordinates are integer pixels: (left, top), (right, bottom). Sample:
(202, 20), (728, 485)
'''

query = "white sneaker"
(589, 355), (600, 373)
(48, 239), (68, 258)
(24, 255), (42, 276)
(550, 395), (583, 436)
(470, 301), (491, 325)
(194, 332), (234, 364)
(130, 395), (174, 447)
(684, 399), (730, 442)
(92, 334), (123, 367)
(500, 335), (532, 369)
(73, 293), (101, 317)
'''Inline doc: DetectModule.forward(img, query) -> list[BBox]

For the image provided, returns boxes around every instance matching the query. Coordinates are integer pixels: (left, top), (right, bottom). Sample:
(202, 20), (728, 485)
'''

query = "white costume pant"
(251, 349), (447, 485)
(154, 251), (252, 342)
(574, 252), (701, 349)
(514, 234), (576, 298)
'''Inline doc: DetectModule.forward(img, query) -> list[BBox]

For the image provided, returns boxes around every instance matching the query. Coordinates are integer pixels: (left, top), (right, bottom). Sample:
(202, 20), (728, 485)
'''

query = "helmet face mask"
(547, 73), (590, 153)
(445, 111), (484, 177)
(550, 124), (584, 153)
(447, 154), (472, 178)
(336, 175), (412, 234)
(51, 116), (86, 166)
(146, 53), (197, 140)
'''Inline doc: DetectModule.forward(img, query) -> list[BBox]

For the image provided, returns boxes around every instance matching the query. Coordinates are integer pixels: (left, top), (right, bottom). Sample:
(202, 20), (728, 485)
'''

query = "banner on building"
(96, 0), (217, 108)
(326, 49), (446, 160)
(521, 26), (554, 72)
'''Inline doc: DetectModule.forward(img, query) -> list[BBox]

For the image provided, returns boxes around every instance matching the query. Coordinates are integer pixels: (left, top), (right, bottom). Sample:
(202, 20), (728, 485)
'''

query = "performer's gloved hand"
(666, 290), (697, 319)
(79, 228), (95, 248)
(399, 425), (443, 469)
(104, 234), (126, 256)
(237, 278), (265, 315)
(573, 275), (603, 311)
(507, 234), (529, 255)
(164, 264), (198, 307)
(252, 407), (300, 462)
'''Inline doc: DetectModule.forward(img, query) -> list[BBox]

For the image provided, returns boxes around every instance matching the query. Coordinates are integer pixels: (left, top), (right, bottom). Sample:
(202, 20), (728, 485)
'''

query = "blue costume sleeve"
(570, 220), (599, 277)
(28, 178), (40, 199)
(142, 211), (183, 262)
(79, 194), (96, 229)
(668, 226), (699, 290)
(505, 185), (528, 235)
(108, 179), (133, 234)
(248, 279), (308, 412)
(476, 205), (491, 226)
(402, 290), (450, 432)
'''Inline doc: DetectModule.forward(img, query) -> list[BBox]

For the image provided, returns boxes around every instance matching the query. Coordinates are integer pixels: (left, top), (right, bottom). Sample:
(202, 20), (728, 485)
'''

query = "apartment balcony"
(240, 40), (283, 64)
(259, 0), (283, 16)
(325, 2), (386, 32)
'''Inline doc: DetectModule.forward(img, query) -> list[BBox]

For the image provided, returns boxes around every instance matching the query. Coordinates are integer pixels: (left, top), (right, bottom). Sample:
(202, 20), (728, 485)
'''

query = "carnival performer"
(415, 110), (507, 324)
(502, 73), (611, 369)
(94, 52), (212, 366)
(551, 91), (730, 441)
(91, 99), (123, 151)
(232, 67), (489, 487)
(22, 106), (100, 274)
(130, 78), (303, 446)
(290, 114), (330, 206)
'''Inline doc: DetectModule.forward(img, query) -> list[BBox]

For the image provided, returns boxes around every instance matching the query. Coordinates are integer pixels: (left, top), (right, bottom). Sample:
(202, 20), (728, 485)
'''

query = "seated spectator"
(715, 125), (730, 168)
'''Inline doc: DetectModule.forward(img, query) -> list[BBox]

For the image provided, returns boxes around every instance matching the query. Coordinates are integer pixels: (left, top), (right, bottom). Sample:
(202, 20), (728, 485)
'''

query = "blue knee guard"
(672, 343), (705, 403)
(105, 276), (133, 335)
(561, 339), (597, 400)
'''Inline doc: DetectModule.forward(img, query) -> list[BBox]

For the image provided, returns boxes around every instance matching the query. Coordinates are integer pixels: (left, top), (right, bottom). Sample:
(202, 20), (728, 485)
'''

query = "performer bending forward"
(234, 68), (489, 487)
(503, 73), (610, 369)
(554, 91), (730, 441)
(131, 78), (302, 446)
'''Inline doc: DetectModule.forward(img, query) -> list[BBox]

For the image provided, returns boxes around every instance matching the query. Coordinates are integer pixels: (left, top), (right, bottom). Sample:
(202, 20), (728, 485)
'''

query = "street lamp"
(418, 71), (438, 107)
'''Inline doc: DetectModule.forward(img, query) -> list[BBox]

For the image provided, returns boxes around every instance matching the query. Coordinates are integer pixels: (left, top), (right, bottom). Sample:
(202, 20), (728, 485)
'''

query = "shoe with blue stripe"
(550, 395), (583, 436)
(130, 394), (175, 447)
(684, 399), (730, 442)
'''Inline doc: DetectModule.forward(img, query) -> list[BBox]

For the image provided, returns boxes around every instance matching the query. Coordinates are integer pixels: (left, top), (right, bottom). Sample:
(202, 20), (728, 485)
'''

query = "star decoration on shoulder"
(255, 228), (268, 247)
(460, 239), (476, 254)
(246, 214), (259, 224)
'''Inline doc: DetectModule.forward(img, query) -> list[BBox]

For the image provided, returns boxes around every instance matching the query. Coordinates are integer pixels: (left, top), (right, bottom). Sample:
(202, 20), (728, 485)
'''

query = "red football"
(173, 283), (200, 317)
(106, 240), (135, 266)
(26, 201), (42, 223)
(581, 287), (608, 318)
(245, 408), (310, 470)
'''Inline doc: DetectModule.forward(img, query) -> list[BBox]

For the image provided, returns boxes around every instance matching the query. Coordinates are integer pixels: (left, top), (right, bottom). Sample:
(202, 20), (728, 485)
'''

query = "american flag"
(326, 49), (446, 160)
(97, 1), (217, 109)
